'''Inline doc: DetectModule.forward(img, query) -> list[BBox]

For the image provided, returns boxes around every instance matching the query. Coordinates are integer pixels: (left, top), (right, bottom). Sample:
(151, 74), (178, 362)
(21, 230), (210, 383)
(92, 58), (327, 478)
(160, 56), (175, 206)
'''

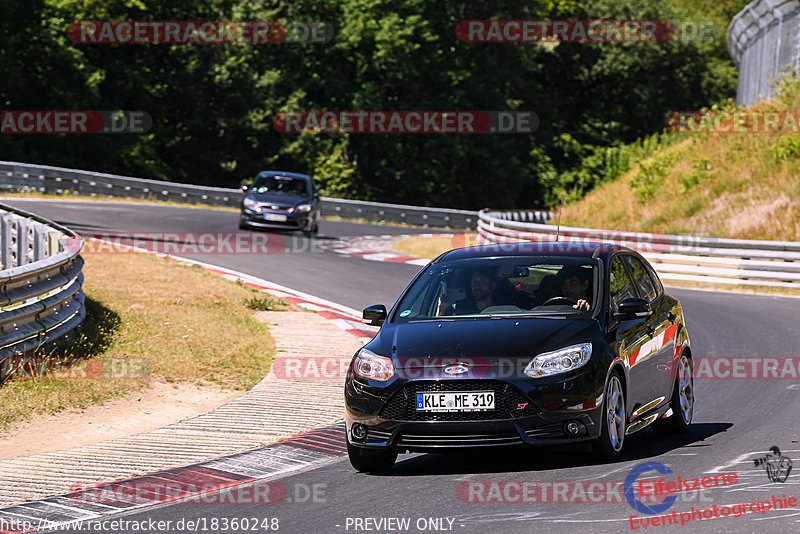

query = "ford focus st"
(344, 242), (695, 472)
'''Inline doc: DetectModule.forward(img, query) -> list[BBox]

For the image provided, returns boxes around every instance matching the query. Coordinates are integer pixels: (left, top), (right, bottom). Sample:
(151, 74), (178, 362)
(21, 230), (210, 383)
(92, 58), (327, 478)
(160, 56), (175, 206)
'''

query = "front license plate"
(416, 391), (495, 412)
(263, 213), (288, 222)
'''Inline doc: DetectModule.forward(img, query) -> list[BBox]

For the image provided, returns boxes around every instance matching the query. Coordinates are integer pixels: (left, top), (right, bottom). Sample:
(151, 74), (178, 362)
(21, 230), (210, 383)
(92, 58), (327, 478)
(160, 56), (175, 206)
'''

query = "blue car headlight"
(524, 343), (592, 378)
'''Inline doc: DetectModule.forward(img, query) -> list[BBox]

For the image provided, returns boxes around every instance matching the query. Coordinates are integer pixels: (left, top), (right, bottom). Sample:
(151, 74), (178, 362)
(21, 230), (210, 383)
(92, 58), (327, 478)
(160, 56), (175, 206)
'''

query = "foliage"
(771, 138), (800, 162)
(0, 0), (742, 209)
(680, 159), (714, 193)
(630, 159), (667, 203)
(243, 296), (283, 311)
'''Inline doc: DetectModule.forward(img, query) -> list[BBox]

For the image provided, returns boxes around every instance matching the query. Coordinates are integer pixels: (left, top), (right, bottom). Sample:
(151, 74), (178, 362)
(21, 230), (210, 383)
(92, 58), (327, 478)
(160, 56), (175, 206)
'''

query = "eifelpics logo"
(754, 446), (793, 483)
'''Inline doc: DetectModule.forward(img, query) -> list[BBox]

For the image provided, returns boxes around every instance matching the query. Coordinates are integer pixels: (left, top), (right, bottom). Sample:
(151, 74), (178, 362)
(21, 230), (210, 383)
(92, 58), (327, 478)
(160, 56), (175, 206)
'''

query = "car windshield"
(393, 257), (600, 322)
(249, 175), (311, 197)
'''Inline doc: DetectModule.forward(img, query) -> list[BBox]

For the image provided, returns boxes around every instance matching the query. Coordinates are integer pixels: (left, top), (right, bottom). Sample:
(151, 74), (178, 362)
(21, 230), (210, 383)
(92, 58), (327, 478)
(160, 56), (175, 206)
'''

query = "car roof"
(434, 241), (634, 262)
(255, 171), (312, 180)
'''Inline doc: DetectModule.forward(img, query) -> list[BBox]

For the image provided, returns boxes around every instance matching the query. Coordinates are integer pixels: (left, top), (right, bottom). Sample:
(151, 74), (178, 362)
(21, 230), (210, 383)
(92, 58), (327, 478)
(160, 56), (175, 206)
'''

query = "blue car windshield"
(393, 257), (600, 322)
(250, 175), (311, 197)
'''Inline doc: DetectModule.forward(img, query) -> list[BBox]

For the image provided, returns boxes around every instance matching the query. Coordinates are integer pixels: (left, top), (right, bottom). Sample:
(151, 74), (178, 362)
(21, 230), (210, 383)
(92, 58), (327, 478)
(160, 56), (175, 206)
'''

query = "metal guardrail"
(0, 160), (481, 229)
(478, 210), (800, 289)
(321, 197), (479, 228)
(728, 0), (800, 106)
(0, 202), (85, 377)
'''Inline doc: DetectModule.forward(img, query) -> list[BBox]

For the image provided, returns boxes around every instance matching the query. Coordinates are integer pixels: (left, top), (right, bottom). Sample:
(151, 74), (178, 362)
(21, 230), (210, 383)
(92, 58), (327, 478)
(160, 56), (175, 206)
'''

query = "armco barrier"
(478, 210), (800, 289)
(728, 0), (800, 106)
(0, 202), (85, 377)
(0, 161), (481, 229)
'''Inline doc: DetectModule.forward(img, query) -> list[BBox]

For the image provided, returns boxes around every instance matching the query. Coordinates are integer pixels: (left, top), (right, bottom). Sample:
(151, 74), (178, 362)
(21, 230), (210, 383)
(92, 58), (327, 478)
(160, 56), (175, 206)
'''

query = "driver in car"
(557, 266), (592, 311)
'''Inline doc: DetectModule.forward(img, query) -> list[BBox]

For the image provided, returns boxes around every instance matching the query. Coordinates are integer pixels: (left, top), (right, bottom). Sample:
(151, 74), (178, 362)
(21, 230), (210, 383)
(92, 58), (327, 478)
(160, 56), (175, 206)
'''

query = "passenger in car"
(460, 269), (498, 313)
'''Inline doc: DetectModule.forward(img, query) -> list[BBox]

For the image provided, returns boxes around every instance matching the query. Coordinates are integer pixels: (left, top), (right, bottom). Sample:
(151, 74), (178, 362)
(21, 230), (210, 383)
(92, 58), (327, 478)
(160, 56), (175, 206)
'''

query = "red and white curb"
(88, 237), (378, 343)
(0, 424), (348, 533)
(317, 233), (451, 266)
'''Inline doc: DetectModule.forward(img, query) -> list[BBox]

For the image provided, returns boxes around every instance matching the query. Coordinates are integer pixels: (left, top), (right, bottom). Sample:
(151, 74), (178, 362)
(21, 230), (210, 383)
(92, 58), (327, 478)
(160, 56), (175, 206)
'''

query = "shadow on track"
(378, 422), (733, 477)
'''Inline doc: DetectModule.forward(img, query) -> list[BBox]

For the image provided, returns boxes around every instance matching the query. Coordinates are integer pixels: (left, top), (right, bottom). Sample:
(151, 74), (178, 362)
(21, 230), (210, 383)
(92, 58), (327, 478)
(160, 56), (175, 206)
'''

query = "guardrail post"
(47, 231), (61, 256)
(32, 224), (47, 262)
(15, 217), (28, 267)
(0, 215), (11, 270)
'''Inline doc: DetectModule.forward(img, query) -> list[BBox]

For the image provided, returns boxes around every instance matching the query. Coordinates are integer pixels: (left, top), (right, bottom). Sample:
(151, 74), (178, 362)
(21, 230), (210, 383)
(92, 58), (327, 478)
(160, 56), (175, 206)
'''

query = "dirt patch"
(724, 193), (791, 236)
(690, 189), (791, 237)
(0, 379), (239, 460)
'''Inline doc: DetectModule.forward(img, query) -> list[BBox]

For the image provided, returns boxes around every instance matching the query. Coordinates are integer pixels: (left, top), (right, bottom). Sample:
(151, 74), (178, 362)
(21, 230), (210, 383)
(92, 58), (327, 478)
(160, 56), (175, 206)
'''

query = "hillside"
(558, 78), (800, 242)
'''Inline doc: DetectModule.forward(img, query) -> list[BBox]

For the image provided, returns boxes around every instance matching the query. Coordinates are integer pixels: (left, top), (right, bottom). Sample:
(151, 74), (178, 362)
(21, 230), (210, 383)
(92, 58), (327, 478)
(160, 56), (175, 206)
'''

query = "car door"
(621, 254), (674, 413)
(607, 254), (655, 417)
(630, 255), (680, 399)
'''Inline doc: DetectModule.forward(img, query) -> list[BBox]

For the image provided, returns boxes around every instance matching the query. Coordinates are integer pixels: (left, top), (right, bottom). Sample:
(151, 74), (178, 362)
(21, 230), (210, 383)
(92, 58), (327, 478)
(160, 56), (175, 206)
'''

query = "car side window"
(609, 256), (637, 313)
(643, 262), (663, 295)
(624, 255), (658, 302)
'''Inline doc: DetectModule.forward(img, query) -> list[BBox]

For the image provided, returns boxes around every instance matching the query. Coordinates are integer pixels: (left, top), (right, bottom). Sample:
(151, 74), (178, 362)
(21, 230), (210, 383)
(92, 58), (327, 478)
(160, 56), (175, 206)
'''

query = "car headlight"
(243, 197), (260, 211)
(524, 343), (592, 378)
(294, 203), (313, 213)
(353, 348), (394, 381)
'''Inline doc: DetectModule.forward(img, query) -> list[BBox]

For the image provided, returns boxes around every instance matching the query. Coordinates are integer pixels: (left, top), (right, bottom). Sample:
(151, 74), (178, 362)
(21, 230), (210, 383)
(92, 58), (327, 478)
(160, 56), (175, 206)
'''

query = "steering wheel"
(541, 296), (577, 306)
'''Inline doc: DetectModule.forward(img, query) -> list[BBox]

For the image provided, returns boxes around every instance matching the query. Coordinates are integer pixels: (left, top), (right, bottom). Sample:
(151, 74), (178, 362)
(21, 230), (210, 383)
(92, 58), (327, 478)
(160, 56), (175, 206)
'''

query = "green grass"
(0, 250), (291, 433)
(559, 76), (800, 241)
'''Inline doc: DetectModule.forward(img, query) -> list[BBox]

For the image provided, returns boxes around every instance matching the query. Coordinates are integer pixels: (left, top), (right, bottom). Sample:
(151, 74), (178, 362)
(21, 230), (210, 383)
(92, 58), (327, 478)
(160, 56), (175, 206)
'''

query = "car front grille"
(397, 431), (522, 447)
(378, 380), (537, 422)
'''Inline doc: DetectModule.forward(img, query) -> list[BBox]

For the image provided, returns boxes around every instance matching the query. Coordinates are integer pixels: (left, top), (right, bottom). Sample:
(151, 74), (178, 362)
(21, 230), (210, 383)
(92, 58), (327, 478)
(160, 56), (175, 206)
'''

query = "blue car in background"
(239, 171), (321, 237)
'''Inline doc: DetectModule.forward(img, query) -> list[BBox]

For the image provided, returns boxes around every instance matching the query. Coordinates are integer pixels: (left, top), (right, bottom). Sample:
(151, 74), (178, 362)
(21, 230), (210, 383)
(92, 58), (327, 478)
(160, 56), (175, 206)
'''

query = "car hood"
(367, 316), (601, 377)
(247, 192), (309, 208)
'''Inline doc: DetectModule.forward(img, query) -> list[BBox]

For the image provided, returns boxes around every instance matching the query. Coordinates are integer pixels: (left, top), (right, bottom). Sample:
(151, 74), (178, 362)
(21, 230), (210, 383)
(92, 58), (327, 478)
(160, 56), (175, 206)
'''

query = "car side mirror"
(240, 185), (248, 192)
(313, 192), (321, 199)
(614, 297), (652, 320)
(362, 304), (387, 326)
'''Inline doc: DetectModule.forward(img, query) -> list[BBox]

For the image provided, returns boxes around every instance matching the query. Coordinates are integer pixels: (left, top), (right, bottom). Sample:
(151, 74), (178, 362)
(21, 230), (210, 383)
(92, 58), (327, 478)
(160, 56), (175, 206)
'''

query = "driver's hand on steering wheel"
(573, 299), (590, 311)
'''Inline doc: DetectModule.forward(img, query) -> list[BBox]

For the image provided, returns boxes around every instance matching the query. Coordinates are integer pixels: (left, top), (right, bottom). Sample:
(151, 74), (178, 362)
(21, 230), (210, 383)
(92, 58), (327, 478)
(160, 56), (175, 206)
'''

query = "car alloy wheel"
(655, 354), (693, 434)
(594, 372), (626, 460)
(677, 355), (694, 424)
(606, 375), (625, 452)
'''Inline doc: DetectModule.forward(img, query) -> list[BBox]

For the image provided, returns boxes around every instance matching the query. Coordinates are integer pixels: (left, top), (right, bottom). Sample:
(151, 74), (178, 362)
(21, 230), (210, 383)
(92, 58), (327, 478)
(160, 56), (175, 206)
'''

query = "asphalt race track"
(5, 199), (800, 534)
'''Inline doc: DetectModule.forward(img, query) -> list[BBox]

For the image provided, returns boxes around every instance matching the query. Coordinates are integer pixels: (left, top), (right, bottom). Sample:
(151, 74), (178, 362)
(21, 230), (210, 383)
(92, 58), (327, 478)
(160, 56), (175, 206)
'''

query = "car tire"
(239, 221), (250, 230)
(347, 441), (397, 473)
(594, 371), (626, 461)
(302, 223), (319, 239)
(654, 354), (693, 434)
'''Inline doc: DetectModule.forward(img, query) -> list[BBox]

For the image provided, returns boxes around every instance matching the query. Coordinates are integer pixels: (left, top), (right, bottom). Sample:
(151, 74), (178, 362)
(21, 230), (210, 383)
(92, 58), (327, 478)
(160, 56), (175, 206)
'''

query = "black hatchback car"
(239, 171), (320, 237)
(345, 242), (694, 472)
